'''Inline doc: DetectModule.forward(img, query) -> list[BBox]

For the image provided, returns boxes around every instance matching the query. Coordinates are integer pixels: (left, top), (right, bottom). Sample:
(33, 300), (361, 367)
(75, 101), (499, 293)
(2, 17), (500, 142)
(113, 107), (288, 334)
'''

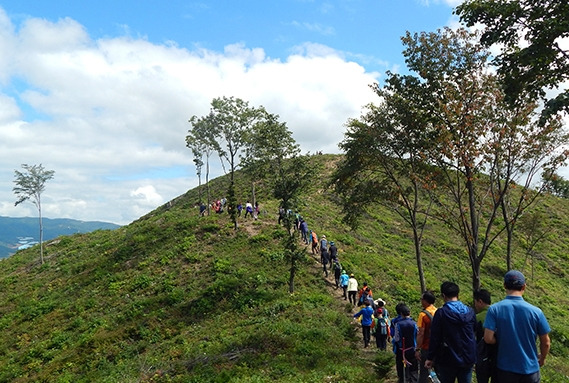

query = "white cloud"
(418, 0), (463, 6)
(0, 10), (379, 224)
(131, 185), (164, 207)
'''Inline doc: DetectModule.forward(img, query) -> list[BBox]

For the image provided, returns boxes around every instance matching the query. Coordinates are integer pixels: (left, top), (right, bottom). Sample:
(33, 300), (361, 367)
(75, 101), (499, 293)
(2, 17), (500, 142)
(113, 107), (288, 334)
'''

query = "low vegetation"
(0, 154), (568, 382)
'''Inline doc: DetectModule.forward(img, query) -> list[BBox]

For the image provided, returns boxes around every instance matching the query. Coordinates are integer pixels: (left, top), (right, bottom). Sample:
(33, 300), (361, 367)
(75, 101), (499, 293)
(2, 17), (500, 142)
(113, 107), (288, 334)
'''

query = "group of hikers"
(199, 198), (260, 219)
(295, 211), (551, 383)
(347, 272), (550, 383)
(202, 204), (550, 383)
(288, 213), (395, 352)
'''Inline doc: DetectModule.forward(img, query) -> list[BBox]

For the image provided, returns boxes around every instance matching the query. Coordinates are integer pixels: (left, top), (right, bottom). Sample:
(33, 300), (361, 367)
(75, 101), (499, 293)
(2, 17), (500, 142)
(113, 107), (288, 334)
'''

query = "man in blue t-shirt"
(484, 270), (551, 382)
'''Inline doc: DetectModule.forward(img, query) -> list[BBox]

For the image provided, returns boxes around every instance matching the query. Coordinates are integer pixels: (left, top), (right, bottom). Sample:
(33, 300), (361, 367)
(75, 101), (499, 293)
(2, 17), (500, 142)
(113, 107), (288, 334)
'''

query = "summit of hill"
(1, 154), (568, 382)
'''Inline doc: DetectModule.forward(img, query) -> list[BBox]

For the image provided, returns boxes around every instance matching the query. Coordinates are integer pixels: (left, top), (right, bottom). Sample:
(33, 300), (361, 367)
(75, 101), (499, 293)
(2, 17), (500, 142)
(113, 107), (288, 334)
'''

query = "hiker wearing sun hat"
(483, 270), (551, 382)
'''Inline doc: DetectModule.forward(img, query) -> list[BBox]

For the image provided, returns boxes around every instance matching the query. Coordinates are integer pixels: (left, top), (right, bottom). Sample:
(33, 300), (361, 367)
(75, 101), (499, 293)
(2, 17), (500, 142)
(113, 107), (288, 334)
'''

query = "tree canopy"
(336, 27), (568, 292)
(456, 0), (569, 121)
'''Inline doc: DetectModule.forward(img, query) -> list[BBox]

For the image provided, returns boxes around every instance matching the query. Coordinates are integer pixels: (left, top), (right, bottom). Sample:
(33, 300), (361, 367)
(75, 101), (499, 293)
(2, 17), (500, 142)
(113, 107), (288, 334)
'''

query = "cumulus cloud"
(0, 9), (379, 224)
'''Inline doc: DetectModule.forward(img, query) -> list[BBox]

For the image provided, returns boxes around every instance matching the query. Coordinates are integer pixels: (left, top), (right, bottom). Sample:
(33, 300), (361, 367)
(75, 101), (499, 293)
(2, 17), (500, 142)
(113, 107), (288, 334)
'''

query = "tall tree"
(275, 155), (311, 294)
(187, 115), (218, 216)
(199, 96), (265, 230)
(242, 111), (298, 194)
(487, 100), (567, 270)
(333, 79), (436, 293)
(398, 28), (567, 291)
(13, 164), (55, 265)
(243, 111), (309, 293)
(455, 0), (569, 122)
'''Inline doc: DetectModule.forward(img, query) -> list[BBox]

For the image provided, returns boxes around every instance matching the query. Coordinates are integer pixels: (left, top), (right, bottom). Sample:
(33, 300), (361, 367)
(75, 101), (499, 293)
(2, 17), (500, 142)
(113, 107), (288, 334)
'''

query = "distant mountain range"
(0, 216), (120, 258)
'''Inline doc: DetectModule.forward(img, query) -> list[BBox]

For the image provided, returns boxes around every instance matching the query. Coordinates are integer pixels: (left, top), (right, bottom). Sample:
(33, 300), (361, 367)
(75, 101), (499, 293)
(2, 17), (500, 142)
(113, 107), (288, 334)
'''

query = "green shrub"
(373, 351), (395, 378)
(201, 224), (221, 233)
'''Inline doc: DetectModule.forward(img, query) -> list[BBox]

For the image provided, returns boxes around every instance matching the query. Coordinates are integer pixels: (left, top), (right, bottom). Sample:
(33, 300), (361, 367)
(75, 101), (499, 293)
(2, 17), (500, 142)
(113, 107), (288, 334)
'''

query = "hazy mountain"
(0, 216), (120, 258)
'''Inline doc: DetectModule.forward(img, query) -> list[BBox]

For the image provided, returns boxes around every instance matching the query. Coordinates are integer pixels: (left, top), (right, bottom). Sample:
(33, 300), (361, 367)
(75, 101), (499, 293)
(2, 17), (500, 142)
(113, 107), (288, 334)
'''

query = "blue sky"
(7, 1), (457, 74)
(0, 1), (462, 224)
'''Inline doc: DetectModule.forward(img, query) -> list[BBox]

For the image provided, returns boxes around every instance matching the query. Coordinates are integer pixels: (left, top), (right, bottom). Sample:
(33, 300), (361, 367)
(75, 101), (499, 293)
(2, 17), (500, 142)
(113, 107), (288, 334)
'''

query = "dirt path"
(308, 253), (376, 352)
(308, 251), (399, 382)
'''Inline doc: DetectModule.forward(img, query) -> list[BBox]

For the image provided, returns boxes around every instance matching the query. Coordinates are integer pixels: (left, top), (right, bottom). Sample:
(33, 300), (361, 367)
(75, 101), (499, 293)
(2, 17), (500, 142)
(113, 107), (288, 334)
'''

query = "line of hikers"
(349, 275), (550, 383)
(281, 210), (551, 383)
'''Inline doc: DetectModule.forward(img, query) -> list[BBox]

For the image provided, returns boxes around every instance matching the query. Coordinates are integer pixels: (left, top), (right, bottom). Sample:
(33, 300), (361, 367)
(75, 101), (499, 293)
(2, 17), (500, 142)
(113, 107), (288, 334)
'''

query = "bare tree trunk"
(501, 199), (513, 271)
(38, 201), (44, 264)
(412, 226), (426, 292)
(206, 156), (211, 216)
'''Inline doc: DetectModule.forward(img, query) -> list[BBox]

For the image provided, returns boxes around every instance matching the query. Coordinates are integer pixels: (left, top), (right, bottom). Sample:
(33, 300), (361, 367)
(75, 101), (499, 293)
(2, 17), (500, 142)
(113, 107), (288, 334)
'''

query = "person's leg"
(455, 365), (473, 383)
(362, 326), (370, 347)
(396, 352), (404, 383)
(349, 291), (357, 305)
(496, 369), (540, 383)
(435, 364), (457, 383)
(417, 349), (429, 383)
(405, 356), (419, 383)
(380, 335), (387, 350)
(342, 286), (347, 299)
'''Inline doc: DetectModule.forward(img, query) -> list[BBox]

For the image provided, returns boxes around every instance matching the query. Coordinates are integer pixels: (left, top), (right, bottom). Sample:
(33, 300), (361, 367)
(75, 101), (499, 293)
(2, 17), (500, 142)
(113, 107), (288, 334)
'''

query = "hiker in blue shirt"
(339, 270), (349, 300)
(484, 270), (550, 382)
(354, 299), (374, 348)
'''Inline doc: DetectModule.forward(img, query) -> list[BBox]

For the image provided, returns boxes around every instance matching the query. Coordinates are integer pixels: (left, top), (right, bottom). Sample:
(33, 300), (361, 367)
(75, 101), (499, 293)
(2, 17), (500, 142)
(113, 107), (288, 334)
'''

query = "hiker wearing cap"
(372, 308), (390, 351)
(377, 298), (389, 320)
(483, 270), (551, 382)
(340, 270), (349, 300)
(333, 259), (342, 288)
(347, 274), (358, 306)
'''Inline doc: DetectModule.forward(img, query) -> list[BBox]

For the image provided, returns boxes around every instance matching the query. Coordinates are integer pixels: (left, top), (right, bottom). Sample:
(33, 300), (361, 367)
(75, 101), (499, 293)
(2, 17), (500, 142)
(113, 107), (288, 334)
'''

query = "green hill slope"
(0, 154), (568, 382)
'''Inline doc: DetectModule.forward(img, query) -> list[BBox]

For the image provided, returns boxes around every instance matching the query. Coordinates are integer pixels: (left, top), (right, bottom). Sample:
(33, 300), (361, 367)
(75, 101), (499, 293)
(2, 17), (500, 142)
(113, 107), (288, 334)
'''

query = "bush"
(373, 350), (395, 378)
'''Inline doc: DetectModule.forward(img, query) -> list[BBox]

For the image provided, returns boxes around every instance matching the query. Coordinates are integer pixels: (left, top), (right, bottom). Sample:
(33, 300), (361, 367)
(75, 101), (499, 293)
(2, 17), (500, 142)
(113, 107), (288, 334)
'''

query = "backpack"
(377, 317), (388, 335)
(421, 309), (434, 340)
(476, 338), (496, 381)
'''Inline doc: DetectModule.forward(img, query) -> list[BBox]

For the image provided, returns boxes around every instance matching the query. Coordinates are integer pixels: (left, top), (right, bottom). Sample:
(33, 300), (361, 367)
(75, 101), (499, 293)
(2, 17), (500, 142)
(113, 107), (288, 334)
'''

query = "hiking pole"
(402, 337), (406, 383)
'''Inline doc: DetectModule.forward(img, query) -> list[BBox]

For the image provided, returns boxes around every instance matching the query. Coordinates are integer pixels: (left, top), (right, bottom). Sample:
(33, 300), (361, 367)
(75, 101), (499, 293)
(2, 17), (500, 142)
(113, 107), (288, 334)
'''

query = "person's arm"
(425, 311), (441, 368)
(484, 328), (497, 345)
(538, 333), (551, 366)
(415, 326), (425, 360)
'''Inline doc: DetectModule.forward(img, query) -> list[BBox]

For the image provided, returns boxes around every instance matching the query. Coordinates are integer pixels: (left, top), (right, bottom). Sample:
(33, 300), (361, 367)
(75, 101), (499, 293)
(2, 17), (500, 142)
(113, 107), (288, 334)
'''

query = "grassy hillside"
(0, 154), (568, 382)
